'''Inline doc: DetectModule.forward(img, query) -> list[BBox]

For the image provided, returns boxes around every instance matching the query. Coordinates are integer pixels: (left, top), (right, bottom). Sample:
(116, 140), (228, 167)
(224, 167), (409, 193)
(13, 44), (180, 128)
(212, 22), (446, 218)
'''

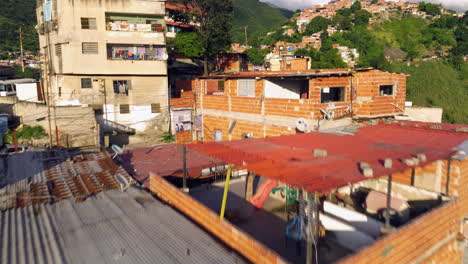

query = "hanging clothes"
(43, 1), (53, 22)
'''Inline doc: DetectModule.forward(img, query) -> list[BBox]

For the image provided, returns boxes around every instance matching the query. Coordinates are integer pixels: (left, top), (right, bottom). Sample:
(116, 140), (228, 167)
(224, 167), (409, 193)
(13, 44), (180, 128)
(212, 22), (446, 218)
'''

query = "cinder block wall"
(0, 97), (99, 149)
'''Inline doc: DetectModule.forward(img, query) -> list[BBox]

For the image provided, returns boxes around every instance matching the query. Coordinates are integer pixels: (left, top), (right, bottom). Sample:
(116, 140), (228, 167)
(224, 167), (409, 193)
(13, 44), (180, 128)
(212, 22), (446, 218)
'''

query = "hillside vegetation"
(383, 60), (468, 124)
(0, 0), (38, 53)
(232, 0), (289, 44)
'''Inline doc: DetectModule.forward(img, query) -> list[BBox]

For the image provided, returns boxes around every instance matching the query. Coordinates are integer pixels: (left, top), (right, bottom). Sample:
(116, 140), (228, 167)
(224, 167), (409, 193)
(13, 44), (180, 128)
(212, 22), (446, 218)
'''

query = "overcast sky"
(261, 0), (468, 12)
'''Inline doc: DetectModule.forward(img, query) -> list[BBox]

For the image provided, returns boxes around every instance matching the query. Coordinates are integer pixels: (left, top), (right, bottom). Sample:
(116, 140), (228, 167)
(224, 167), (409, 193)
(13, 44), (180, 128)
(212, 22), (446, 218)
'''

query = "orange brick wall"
(353, 70), (407, 117)
(339, 200), (465, 264)
(175, 131), (192, 144)
(202, 114), (294, 142)
(339, 158), (468, 264)
(171, 91), (194, 109)
(149, 173), (287, 264)
(193, 70), (406, 142)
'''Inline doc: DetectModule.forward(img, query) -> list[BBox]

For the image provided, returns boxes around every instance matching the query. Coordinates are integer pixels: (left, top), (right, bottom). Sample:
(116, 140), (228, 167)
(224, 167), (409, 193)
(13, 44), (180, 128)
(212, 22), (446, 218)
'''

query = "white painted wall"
(264, 79), (302, 99)
(405, 106), (443, 123)
(16, 83), (39, 102)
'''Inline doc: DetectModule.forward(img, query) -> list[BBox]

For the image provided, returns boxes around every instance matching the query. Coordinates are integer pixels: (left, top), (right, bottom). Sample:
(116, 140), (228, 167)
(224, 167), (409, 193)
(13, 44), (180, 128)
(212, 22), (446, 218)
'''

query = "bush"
(4, 125), (48, 143)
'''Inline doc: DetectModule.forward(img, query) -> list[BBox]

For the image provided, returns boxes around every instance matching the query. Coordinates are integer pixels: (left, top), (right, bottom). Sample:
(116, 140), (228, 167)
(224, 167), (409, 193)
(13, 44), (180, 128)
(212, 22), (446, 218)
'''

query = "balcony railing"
(107, 44), (168, 61)
(106, 22), (164, 32)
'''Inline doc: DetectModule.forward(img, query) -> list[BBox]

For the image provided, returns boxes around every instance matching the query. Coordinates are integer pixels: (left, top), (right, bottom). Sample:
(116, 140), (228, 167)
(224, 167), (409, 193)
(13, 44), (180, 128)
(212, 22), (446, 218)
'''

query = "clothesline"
(108, 22), (164, 32)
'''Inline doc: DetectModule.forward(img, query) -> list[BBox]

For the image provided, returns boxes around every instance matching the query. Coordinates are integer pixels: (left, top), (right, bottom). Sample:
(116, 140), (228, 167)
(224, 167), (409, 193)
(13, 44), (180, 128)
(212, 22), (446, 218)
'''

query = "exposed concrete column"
(385, 174), (393, 229)
(245, 173), (254, 200)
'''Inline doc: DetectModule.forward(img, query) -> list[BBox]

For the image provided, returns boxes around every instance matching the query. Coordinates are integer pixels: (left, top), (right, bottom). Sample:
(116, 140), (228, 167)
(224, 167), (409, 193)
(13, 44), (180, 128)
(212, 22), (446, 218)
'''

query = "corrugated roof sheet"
(119, 144), (225, 184)
(189, 122), (468, 193)
(0, 150), (133, 211)
(0, 186), (247, 264)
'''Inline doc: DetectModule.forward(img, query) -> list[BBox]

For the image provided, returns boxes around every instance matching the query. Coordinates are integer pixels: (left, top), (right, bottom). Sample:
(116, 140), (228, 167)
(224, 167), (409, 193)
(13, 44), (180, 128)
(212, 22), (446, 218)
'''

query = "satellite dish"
(296, 118), (309, 133)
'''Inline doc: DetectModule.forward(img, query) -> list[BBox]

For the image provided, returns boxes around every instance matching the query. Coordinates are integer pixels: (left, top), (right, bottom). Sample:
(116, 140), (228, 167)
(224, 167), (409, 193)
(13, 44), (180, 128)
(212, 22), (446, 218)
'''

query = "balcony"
(107, 44), (168, 61)
(105, 13), (165, 33)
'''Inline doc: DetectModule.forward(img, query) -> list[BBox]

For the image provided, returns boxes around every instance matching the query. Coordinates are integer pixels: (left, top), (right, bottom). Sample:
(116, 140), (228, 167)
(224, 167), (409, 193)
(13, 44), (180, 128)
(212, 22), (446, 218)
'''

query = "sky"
(261, 0), (468, 13)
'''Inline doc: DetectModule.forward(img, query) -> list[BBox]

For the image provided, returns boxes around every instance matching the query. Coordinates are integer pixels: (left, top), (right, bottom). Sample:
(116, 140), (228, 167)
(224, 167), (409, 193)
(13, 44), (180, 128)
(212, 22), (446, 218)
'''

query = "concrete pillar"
(245, 173), (254, 200)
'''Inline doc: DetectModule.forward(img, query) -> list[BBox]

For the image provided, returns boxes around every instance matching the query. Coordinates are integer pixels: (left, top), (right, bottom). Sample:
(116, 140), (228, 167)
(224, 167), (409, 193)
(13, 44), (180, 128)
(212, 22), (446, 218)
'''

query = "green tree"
(351, 1), (362, 13)
(337, 8), (352, 17)
(170, 31), (204, 58)
(418, 2), (441, 16)
(304, 16), (331, 35)
(354, 9), (372, 25)
(244, 48), (269, 65)
(169, 0), (234, 75)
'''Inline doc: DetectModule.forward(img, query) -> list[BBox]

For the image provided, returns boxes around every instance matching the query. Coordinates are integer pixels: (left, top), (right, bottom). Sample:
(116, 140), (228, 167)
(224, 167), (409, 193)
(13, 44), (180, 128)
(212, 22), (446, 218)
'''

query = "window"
(113, 80), (131, 95)
(81, 78), (92, 89)
(151, 103), (161, 113)
(120, 104), (130, 114)
(218, 80), (225, 92)
(321, 87), (345, 103)
(82, 42), (98, 54)
(55, 44), (62, 57)
(214, 130), (222, 142)
(238, 79), (255, 97)
(379, 85), (394, 96)
(81, 18), (97, 29)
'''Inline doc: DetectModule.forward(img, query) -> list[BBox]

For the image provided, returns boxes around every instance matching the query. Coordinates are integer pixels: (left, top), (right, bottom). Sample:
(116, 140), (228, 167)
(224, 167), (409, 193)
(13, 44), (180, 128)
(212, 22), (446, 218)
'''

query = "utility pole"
(44, 22), (53, 149)
(244, 26), (248, 46)
(19, 26), (25, 72)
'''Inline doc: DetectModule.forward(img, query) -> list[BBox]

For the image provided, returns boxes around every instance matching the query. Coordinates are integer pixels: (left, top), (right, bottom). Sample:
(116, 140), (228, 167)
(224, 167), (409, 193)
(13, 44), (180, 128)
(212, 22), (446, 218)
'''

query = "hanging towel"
(128, 24), (137, 31)
(137, 24), (152, 32)
(43, 1), (53, 22)
(111, 23), (120, 31)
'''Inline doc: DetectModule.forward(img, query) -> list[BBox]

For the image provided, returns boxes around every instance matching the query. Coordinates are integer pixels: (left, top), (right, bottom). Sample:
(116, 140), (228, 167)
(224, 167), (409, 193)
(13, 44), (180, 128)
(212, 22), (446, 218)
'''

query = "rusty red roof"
(188, 122), (468, 193)
(119, 144), (225, 184)
(0, 150), (133, 210)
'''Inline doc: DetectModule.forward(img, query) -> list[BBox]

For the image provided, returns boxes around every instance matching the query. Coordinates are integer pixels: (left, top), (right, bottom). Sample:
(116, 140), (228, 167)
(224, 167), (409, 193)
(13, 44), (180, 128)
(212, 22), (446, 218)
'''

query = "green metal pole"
(220, 165), (232, 220)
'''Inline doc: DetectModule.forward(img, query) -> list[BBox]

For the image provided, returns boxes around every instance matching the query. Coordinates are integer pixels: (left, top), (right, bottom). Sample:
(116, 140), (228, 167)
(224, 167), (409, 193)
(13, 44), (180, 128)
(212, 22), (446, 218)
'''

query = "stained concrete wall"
(0, 97), (99, 149)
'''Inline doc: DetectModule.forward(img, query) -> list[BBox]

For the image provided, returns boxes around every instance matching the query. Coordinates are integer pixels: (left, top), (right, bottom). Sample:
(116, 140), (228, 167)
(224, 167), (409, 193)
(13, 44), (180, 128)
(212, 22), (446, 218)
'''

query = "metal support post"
(220, 165), (232, 220)
(385, 174), (393, 229)
(182, 145), (188, 192)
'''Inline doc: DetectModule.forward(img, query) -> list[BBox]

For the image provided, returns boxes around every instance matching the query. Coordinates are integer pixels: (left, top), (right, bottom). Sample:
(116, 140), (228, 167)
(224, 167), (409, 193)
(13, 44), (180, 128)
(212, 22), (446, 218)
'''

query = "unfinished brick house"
(187, 122), (468, 263)
(191, 69), (407, 142)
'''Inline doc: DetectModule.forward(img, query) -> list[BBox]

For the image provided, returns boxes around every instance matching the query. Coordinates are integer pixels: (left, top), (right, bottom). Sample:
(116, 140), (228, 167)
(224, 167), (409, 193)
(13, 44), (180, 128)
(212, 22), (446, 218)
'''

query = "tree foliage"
(383, 60), (468, 124)
(0, 0), (38, 52)
(418, 2), (441, 16)
(244, 48), (269, 65)
(169, 32), (204, 58)
(350, 1), (362, 13)
(169, 0), (234, 74)
(304, 16), (331, 35)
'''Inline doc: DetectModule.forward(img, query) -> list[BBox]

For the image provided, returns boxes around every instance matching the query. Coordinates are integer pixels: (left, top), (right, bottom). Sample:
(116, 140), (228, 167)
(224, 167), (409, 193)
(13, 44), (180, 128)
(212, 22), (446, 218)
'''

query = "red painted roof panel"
(188, 123), (468, 193)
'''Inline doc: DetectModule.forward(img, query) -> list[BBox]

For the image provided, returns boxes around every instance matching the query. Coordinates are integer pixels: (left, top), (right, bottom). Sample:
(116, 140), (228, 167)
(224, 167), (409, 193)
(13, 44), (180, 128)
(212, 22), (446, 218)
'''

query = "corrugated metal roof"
(119, 144), (225, 184)
(189, 122), (468, 193)
(0, 150), (133, 211)
(0, 186), (247, 264)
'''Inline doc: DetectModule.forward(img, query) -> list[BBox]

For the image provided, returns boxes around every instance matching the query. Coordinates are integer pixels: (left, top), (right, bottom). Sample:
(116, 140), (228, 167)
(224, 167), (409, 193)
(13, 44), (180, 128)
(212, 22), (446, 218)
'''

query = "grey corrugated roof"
(0, 186), (247, 264)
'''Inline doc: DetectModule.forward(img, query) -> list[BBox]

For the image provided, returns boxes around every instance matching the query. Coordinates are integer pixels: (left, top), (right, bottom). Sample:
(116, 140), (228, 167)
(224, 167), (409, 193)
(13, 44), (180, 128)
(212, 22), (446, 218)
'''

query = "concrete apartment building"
(36, 0), (169, 133)
(191, 69), (406, 142)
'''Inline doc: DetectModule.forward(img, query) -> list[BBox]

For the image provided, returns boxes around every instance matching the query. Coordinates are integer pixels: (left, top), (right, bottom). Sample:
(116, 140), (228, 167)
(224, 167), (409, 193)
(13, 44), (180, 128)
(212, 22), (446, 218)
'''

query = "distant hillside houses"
(295, 0), (454, 31)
